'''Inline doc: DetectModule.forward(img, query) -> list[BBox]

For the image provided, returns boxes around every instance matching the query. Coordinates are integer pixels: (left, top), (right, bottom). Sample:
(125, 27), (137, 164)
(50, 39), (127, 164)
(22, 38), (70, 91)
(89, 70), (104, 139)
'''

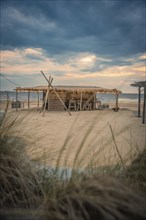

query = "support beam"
(37, 91), (39, 109)
(142, 87), (146, 124)
(115, 93), (119, 112)
(42, 77), (52, 116)
(80, 92), (82, 111)
(93, 93), (96, 110)
(6, 91), (9, 101)
(40, 91), (46, 113)
(28, 91), (30, 109)
(138, 86), (141, 117)
(16, 90), (18, 112)
(43, 89), (49, 116)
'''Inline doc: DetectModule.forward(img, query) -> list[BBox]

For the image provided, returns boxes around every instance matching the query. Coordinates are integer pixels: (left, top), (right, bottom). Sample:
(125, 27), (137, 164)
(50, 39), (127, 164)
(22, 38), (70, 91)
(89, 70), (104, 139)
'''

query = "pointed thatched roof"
(15, 85), (122, 94)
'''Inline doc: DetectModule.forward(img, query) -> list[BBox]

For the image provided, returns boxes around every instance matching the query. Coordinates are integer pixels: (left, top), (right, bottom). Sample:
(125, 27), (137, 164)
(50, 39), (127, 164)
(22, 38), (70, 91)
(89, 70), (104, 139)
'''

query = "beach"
(2, 102), (145, 169)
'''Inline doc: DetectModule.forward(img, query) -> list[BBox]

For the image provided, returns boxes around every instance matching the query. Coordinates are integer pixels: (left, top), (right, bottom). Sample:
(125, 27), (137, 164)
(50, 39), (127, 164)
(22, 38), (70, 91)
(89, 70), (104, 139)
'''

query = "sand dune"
(3, 107), (145, 169)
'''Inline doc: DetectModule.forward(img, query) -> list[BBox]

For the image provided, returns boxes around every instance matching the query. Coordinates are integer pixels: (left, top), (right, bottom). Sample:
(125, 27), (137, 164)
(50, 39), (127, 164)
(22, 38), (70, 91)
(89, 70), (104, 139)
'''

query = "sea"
(0, 91), (144, 104)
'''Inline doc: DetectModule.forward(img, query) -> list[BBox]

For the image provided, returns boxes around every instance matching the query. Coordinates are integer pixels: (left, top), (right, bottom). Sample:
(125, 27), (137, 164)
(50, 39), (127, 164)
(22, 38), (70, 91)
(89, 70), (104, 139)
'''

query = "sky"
(0, 0), (146, 93)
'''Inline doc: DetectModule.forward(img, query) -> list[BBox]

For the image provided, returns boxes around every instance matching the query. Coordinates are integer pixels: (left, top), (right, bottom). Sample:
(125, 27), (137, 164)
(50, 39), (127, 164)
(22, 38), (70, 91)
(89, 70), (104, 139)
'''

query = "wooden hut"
(15, 85), (122, 112)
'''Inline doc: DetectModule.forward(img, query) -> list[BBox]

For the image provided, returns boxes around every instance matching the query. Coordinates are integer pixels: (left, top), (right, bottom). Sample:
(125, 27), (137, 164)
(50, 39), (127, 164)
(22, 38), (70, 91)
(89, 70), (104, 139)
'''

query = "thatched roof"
(131, 81), (146, 87)
(15, 85), (122, 94)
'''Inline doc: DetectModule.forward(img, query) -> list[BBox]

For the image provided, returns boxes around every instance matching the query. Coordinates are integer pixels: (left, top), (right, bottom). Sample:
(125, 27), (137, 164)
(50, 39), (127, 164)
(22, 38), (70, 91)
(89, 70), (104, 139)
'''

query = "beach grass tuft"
(0, 108), (146, 219)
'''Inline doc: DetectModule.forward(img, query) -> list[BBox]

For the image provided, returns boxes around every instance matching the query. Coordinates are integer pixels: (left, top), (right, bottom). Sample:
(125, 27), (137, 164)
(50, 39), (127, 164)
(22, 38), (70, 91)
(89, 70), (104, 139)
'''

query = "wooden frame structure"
(15, 84), (121, 113)
(40, 72), (71, 116)
(131, 81), (146, 124)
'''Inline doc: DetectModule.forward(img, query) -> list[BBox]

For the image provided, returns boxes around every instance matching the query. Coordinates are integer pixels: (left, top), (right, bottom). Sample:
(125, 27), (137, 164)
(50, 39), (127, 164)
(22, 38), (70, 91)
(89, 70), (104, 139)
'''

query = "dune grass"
(0, 107), (146, 219)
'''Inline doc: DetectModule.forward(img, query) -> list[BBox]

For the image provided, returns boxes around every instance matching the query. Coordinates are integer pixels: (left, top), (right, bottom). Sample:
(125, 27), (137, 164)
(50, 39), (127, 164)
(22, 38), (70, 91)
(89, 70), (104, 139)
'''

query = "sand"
(2, 101), (145, 169)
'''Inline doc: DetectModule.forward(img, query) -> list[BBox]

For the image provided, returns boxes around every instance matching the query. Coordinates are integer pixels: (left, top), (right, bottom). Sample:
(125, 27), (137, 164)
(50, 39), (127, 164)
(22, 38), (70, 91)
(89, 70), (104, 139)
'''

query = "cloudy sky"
(1, 0), (146, 92)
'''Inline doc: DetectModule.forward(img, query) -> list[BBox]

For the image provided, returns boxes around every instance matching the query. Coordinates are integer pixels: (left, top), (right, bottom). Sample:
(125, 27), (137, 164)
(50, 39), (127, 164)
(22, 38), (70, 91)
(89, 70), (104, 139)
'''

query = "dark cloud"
(1, 0), (146, 58)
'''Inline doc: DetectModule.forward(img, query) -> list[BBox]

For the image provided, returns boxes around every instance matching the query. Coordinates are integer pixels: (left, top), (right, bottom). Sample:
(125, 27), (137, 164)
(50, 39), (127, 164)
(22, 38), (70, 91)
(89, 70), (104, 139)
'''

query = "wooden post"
(115, 93), (119, 112)
(6, 91), (9, 101)
(43, 89), (49, 116)
(138, 86), (141, 117)
(40, 91), (45, 113)
(142, 87), (146, 124)
(42, 77), (52, 116)
(37, 91), (39, 108)
(16, 90), (18, 112)
(93, 92), (96, 110)
(80, 92), (82, 111)
(28, 91), (30, 109)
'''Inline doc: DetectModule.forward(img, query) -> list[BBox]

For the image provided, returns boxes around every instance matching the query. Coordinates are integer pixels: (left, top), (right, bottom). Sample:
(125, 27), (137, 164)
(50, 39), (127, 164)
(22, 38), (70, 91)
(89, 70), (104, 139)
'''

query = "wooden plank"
(48, 98), (66, 111)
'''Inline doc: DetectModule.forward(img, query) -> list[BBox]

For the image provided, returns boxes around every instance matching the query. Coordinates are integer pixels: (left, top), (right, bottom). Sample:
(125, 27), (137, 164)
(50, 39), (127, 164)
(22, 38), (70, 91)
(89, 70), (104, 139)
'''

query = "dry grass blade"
(55, 113), (80, 169)
(0, 111), (44, 210)
(108, 123), (126, 171)
(0, 106), (146, 219)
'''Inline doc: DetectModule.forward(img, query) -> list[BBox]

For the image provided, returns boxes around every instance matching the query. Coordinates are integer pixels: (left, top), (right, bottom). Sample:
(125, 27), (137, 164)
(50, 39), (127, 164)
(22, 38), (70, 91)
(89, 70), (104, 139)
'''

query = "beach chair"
(68, 100), (77, 111)
(11, 101), (21, 109)
(76, 100), (81, 111)
(83, 101), (92, 111)
(87, 102), (92, 110)
(95, 101), (102, 110)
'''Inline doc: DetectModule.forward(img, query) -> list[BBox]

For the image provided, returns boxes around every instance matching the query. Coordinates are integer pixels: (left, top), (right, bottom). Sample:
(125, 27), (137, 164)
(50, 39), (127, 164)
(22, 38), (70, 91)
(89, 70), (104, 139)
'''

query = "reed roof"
(15, 85), (122, 94)
(131, 81), (146, 87)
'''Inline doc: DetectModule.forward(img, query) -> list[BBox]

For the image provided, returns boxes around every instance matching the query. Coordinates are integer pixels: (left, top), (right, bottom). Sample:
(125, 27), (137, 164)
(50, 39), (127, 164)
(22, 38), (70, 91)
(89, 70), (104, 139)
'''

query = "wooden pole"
(40, 91), (45, 113)
(37, 91), (39, 108)
(142, 87), (146, 124)
(80, 92), (82, 111)
(28, 91), (30, 109)
(138, 86), (141, 117)
(93, 92), (96, 110)
(41, 71), (71, 116)
(115, 93), (119, 112)
(6, 91), (9, 101)
(43, 89), (49, 116)
(16, 90), (18, 112)
(42, 77), (52, 116)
